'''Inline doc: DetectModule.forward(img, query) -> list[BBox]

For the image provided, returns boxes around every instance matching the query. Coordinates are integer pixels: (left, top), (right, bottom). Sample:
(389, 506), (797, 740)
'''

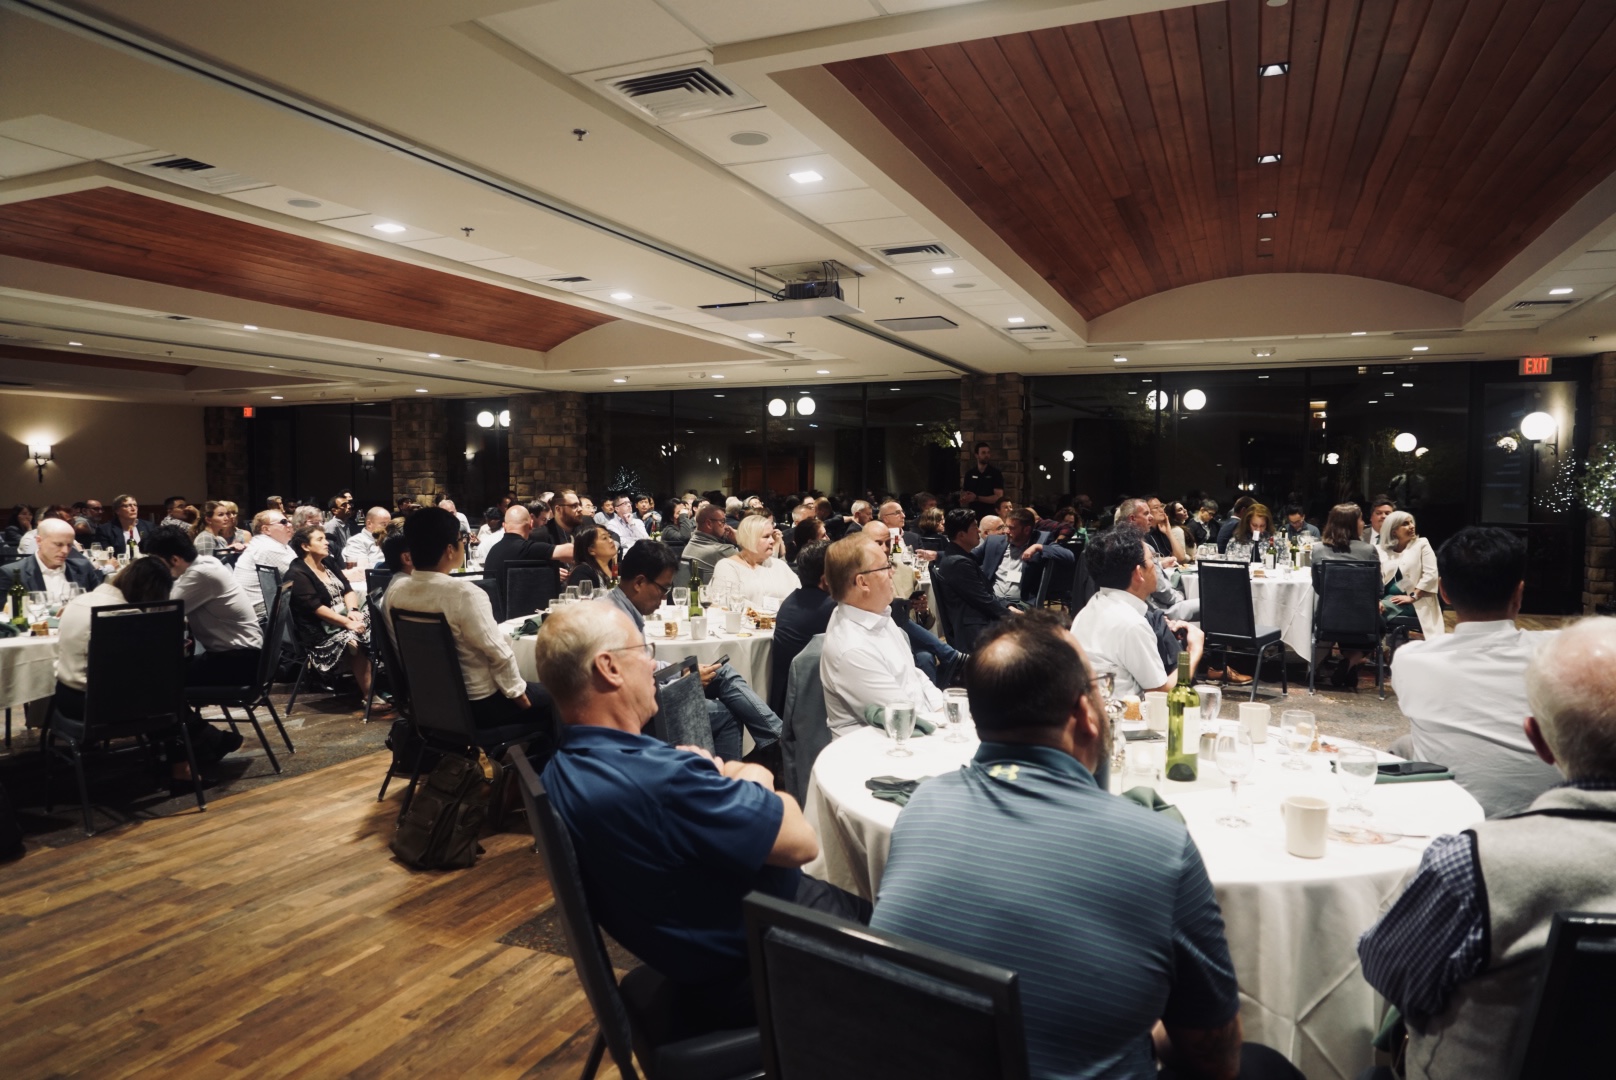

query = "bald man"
(2, 517), (103, 600)
(483, 504), (573, 587)
(342, 506), (392, 568)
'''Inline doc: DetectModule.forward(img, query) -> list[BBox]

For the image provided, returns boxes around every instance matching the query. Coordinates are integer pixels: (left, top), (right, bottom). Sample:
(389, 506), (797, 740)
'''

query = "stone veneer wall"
(507, 391), (589, 500)
(203, 406), (248, 501)
(1586, 352), (1616, 614)
(956, 373), (1028, 507)
(391, 398), (450, 507)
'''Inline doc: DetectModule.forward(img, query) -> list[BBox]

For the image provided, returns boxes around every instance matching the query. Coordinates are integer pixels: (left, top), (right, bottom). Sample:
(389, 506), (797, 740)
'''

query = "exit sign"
(1520, 356), (1552, 376)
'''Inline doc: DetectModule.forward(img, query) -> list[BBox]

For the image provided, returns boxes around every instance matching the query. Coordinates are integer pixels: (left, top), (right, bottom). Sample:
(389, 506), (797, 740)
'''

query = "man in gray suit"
(1, 518), (102, 599)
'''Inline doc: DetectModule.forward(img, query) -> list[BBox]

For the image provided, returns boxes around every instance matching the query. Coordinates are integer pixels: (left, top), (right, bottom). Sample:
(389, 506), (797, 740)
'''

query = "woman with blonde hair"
(709, 513), (799, 608)
(192, 500), (247, 559)
(1379, 510), (1444, 638)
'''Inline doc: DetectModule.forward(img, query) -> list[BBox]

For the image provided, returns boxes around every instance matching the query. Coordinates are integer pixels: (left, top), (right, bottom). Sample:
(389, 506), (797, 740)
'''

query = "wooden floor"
(0, 751), (621, 1079)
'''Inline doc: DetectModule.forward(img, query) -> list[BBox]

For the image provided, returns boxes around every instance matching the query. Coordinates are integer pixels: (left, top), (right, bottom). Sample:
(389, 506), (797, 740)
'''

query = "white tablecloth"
(502, 616), (775, 702)
(804, 726), (1483, 1080)
(0, 633), (59, 710)
(1183, 567), (1315, 657)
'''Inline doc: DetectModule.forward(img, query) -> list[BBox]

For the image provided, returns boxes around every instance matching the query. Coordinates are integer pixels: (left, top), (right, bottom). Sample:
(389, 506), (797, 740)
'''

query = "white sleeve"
(709, 557), (743, 601)
(1117, 619), (1170, 692)
(1413, 538), (1440, 594)
(458, 584), (527, 699)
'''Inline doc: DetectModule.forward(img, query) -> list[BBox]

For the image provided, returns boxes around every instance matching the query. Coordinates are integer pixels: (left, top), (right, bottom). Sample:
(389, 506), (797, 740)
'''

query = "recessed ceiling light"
(816, 369), (830, 375)
(243, 324), (258, 331)
(789, 170), (823, 184)
(270, 395), (284, 400)
(68, 341), (83, 346)
(612, 377), (628, 384)
(711, 374), (725, 379)
(1402, 382), (1414, 387)
(890, 387), (900, 391)
(1350, 331), (1367, 336)
(1008, 316), (1026, 324)
(1549, 287), (1574, 295)
(1256, 211), (1278, 219)
(1257, 153), (1282, 164)
(428, 352), (441, 358)
(713, 393), (724, 398)
(611, 291), (633, 301)
(1412, 345), (1429, 352)
(1260, 62), (1290, 77)
(1383, 370), (1395, 375)
(1258, 374), (1270, 379)
(747, 332), (765, 339)
(1368, 399), (1379, 404)
(1259, 237), (1272, 242)
(414, 387), (428, 393)
(931, 267), (955, 276)
(287, 198), (321, 209)
(1113, 356), (1128, 363)
(372, 223), (407, 234)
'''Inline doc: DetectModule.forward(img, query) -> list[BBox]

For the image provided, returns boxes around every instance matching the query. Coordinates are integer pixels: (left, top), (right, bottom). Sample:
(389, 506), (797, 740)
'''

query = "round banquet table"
(0, 632), (59, 711)
(502, 615), (775, 701)
(1181, 564), (1315, 658)
(802, 725), (1484, 1080)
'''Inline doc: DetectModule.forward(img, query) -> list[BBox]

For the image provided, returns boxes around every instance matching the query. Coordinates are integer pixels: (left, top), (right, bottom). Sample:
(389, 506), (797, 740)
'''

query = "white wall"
(0, 393), (206, 509)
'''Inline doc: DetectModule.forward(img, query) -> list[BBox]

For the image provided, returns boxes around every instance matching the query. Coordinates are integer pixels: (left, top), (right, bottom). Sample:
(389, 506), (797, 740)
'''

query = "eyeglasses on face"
(856, 564), (894, 578)
(608, 642), (657, 660)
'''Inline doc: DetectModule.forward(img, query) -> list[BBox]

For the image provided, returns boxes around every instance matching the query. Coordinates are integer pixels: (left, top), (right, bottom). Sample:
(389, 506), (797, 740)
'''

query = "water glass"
(576, 580), (593, 601)
(1194, 684), (1222, 728)
(1281, 710), (1316, 770)
(1215, 724), (1255, 828)
(885, 703), (916, 758)
(1337, 746), (1378, 818)
(943, 688), (970, 743)
(565, 586), (580, 602)
(671, 587), (689, 610)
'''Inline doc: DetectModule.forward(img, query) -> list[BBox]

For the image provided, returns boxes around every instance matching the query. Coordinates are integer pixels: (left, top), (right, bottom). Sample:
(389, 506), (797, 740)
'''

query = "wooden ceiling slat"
(1271, 0), (1331, 271)
(1288, 0), (1371, 278)
(1192, 3), (1244, 282)
(0, 189), (612, 353)
(1162, 6), (1226, 282)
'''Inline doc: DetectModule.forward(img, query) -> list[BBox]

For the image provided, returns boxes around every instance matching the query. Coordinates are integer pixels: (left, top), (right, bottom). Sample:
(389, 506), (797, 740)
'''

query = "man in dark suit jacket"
(769, 540), (835, 716)
(975, 509), (1075, 605)
(93, 494), (154, 555)
(933, 509), (1017, 652)
(2, 518), (103, 595)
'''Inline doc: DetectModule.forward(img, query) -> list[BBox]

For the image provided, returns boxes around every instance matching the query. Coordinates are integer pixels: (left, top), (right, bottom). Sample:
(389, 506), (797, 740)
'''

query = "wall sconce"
(361, 450), (376, 473)
(28, 442), (52, 483)
(464, 449), (476, 462)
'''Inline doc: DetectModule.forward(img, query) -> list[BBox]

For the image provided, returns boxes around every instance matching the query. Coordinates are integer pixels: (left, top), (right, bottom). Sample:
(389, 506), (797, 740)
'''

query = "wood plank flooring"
(0, 751), (620, 1079)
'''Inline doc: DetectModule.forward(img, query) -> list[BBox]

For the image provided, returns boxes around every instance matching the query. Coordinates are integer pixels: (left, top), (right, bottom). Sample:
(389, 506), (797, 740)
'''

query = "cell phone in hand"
(713, 653), (730, 668)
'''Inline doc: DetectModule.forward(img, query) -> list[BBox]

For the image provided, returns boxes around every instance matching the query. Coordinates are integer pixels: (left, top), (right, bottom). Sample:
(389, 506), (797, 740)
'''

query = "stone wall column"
(507, 391), (590, 500)
(203, 406), (248, 501)
(391, 398), (450, 507)
(957, 373), (1028, 507)
(1586, 352), (1616, 614)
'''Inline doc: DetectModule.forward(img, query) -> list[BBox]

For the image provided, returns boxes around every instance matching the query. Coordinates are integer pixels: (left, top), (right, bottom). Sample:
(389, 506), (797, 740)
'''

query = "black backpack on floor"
(390, 753), (494, 871)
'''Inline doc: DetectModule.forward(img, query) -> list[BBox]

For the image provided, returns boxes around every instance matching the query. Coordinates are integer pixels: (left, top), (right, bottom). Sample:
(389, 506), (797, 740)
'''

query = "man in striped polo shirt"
(870, 611), (1297, 1080)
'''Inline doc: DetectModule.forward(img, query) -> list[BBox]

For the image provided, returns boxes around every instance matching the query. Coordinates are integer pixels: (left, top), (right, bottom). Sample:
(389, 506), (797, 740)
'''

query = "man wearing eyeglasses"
(605, 495), (651, 553)
(233, 509), (297, 617)
(820, 534), (946, 735)
(92, 494), (154, 556)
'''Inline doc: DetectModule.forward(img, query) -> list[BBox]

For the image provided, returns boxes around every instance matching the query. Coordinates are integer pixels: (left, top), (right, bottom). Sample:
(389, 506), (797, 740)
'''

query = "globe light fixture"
(476, 410), (495, 428)
(1062, 450), (1074, 463)
(1393, 432), (1418, 452)
(1414, 447), (1429, 458)
(768, 398), (788, 417)
(499, 409), (510, 427)
(1325, 452), (1340, 465)
(1520, 411), (1556, 441)
(796, 396), (816, 416)
(1182, 388), (1207, 411)
(1145, 390), (1168, 411)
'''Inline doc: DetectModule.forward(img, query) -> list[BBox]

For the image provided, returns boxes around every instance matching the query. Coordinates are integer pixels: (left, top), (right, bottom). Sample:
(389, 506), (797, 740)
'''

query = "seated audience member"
(1391, 527), (1561, 817)
(1379, 510), (1444, 638)
(821, 534), (945, 734)
(1215, 495), (1257, 552)
(482, 505), (573, 586)
(233, 509), (296, 616)
(286, 524), (372, 700)
(373, 532), (413, 619)
(1187, 499), (1218, 548)
(159, 495), (189, 529)
(568, 525), (620, 592)
(321, 494), (352, 552)
(1281, 504), (1319, 541)
(709, 514), (798, 608)
(474, 505), (502, 552)
(93, 494), (154, 555)
(385, 508), (557, 748)
(1116, 498), (1200, 621)
(723, 496), (744, 530)
(1071, 525), (1201, 698)
(634, 494), (661, 532)
(874, 612), (1296, 1080)
(192, 500), (248, 560)
(1363, 496), (1395, 548)
(932, 508), (1016, 651)
(682, 504), (737, 584)
(770, 539), (834, 715)
(438, 498), (471, 539)
(786, 515), (825, 566)
(660, 498), (694, 545)
(4, 503), (34, 546)
(603, 495), (650, 553)
(605, 540), (782, 758)
(860, 520), (962, 686)
(18, 503), (72, 554)
(1, 518), (102, 600)
(144, 526), (263, 688)
(977, 513), (1006, 538)
(978, 506), (1076, 602)
(342, 506), (392, 569)
(1312, 503), (1381, 687)
(1358, 616), (1616, 1079)
(537, 601), (865, 1038)
(876, 500), (924, 554)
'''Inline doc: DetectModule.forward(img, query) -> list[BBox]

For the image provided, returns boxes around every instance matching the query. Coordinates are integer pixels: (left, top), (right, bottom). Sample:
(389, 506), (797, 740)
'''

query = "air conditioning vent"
(147, 157), (213, 172)
(868, 242), (957, 264)
(875, 316), (958, 332)
(113, 151), (266, 194)
(1508, 299), (1573, 310)
(598, 64), (758, 124)
(165, 315), (191, 321)
(1007, 325), (1055, 335)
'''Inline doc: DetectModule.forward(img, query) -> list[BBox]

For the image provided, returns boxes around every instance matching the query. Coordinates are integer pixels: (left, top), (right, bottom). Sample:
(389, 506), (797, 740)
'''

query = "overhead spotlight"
(788, 170), (823, 184)
(1412, 345), (1429, 352)
(612, 377), (628, 384)
(1008, 316), (1026, 324)
(816, 369), (830, 375)
(372, 222), (407, 234)
(1393, 432), (1418, 452)
(1183, 388), (1207, 410)
(243, 324), (258, 331)
(711, 374), (726, 380)
(1549, 287), (1573, 296)
(269, 395), (284, 401)
(1257, 153), (1282, 164)
(1061, 450), (1074, 462)
(747, 332), (765, 339)
(414, 387), (429, 393)
(476, 410), (495, 428)
(68, 341), (83, 347)
(611, 291), (633, 301)
(1260, 62), (1290, 77)
(931, 267), (955, 276)
(1350, 331), (1367, 336)
(1113, 355), (1128, 363)
(428, 352), (441, 358)
(1256, 211), (1278, 219)
(797, 396), (816, 416)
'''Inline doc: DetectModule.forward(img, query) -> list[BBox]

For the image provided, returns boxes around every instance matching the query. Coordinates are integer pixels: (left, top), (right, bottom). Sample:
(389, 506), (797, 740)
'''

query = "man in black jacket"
(92, 494), (154, 555)
(932, 508), (1018, 651)
(1, 518), (102, 597)
(769, 540), (834, 715)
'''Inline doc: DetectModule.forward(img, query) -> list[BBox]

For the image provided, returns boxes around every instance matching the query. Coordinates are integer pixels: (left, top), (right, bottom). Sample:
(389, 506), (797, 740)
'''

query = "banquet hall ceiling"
(1, 0), (1616, 405)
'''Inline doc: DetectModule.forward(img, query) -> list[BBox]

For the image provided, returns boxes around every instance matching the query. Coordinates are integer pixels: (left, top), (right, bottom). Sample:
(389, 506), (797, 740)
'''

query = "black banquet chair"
(1309, 559), (1388, 699)
(1510, 911), (1616, 1079)
(503, 560), (560, 620)
(742, 892), (1027, 1080)
(504, 748), (762, 1080)
(185, 579), (296, 771)
(42, 599), (199, 835)
(1197, 560), (1288, 701)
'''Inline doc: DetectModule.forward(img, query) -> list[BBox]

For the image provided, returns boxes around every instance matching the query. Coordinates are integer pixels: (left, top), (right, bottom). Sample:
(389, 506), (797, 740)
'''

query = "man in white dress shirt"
(342, 506), (392, 568)
(232, 509), (296, 616)
(145, 525), (263, 688)
(1071, 525), (1201, 699)
(820, 534), (945, 735)
(1392, 526), (1562, 817)
(604, 495), (651, 553)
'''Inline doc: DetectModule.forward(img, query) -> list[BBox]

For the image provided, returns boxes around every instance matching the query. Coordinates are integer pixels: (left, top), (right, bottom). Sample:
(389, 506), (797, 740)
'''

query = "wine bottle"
(1166, 651), (1200, 781)
(9, 577), (27, 629)
(688, 579), (702, 619)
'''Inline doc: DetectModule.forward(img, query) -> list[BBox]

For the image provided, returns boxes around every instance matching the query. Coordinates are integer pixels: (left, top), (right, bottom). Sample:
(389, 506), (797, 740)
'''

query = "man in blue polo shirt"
(536, 599), (867, 1037)
(871, 611), (1297, 1080)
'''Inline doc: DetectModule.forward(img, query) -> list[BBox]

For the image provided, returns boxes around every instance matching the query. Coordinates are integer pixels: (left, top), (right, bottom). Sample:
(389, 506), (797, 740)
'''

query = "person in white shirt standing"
(1391, 526), (1562, 817)
(819, 533), (945, 735)
(145, 525), (264, 689)
(1070, 524), (1200, 699)
(342, 506), (392, 569)
(233, 509), (296, 616)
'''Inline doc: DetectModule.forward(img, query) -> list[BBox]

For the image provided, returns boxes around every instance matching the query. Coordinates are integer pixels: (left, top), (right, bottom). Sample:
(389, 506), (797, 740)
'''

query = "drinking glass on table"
(26, 591), (50, 632)
(885, 703), (916, 758)
(671, 586), (689, 610)
(576, 579), (593, 601)
(565, 586), (580, 603)
(1215, 723), (1255, 828)
(1195, 684), (1222, 728)
(943, 688), (970, 743)
(1281, 710), (1315, 770)
(1336, 746), (1378, 819)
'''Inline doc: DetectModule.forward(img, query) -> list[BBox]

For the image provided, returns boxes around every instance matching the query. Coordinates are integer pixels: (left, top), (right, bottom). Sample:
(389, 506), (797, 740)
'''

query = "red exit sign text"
(1520, 356), (1552, 376)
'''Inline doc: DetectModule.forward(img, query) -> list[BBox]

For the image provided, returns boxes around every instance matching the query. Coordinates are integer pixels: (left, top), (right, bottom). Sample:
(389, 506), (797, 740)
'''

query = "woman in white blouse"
(1379, 510), (1444, 638)
(708, 513), (798, 609)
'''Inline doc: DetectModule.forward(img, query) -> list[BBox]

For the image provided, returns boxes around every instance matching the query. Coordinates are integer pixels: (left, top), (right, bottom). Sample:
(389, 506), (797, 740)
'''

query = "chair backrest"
(255, 563), (281, 611)
(1033, 555), (1076, 609)
(646, 669), (712, 751)
(929, 564), (959, 642)
(505, 749), (642, 1080)
(85, 601), (187, 728)
(366, 594), (411, 717)
(253, 580), (294, 694)
(743, 892), (1027, 1080)
(1069, 548), (1099, 615)
(1511, 911), (1616, 1079)
(781, 634), (831, 807)
(1312, 559), (1382, 639)
(365, 567), (394, 596)
(1198, 561), (1256, 639)
(672, 558), (694, 589)
(916, 535), (948, 553)
(503, 560), (560, 619)
(388, 608), (479, 744)
(463, 574), (503, 622)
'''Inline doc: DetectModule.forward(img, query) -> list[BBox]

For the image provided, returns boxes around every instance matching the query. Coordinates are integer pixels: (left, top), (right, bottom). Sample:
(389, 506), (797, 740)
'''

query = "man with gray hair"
(1358, 616), (1616, 1080)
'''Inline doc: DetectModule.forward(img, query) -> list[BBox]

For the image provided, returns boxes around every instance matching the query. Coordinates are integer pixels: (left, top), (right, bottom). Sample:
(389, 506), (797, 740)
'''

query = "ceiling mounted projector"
(701, 259), (864, 319)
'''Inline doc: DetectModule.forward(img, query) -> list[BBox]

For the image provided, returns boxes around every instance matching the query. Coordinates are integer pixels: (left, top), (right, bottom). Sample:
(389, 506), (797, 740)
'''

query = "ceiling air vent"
(868, 242), (957, 264)
(1007, 325), (1055, 336)
(1507, 299), (1573, 310)
(598, 64), (758, 124)
(547, 276), (591, 286)
(114, 151), (266, 194)
(875, 316), (958, 332)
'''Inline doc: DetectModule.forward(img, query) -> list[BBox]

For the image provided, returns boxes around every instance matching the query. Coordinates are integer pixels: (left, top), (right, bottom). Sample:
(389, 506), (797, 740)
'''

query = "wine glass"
(671, 586), (689, 610)
(25, 591), (50, 631)
(1281, 710), (1315, 770)
(943, 688), (970, 743)
(1195, 684), (1222, 729)
(885, 703), (916, 758)
(565, 586), (580, 603)
(576, 579), (593, 601)
(1215, 724), (1254, 827)
(1337, 746), (1378, 818)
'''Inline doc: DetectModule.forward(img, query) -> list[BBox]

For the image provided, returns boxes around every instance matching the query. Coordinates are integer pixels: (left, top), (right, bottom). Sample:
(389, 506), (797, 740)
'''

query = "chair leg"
(1308, 639), (1318, 695)
(1377, 640), (1387, 700)
(263, 698), (295, 754)
(579, 1030), (606, 1080)
(395, 743), (428, 824)
(1248, 647), (1261, 702)
(362, 656), (380, 723)
(377, 762), (394, 802)
(4, 706), (9, 749)
(175, 719), (207, 812)
(285, 659), (311, 719)
(69, 742), (94, 837)
(242, 705), (281, 774)
(41, 728), (55, 812)
(1279, 644), (1288, 695)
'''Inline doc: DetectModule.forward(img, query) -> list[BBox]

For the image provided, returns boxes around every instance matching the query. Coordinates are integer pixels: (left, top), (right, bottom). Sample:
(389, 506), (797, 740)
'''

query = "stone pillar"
(391, 398), (450, 507)
(508, 391), (590, 500)
(957, 373), (1029, 507)
(203, 406), (248, 501)
(1586, 353), (1616, 614)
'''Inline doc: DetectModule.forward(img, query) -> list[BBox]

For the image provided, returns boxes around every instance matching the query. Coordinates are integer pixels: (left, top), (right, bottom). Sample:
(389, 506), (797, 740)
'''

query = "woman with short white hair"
(708, 513), (798, 608)
(1380, 510), (1444, 638)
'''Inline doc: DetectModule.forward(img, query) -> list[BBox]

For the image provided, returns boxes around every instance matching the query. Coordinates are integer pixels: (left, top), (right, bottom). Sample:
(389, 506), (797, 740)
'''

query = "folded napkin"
(0, 620), (16, 639)
(1375, 767), (1454, 784)
(861, 703), (936, 736)
(518, 618), (540, 637)
(1120, 786), (1186, 825)
(866, 775), (931, 807)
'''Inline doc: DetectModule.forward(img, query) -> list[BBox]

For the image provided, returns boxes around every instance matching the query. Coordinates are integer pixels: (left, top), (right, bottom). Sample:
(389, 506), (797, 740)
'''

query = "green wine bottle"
(1166, 651), (1200, 781)
(688, 579), (702, 619)
(8, 577), (27, 629)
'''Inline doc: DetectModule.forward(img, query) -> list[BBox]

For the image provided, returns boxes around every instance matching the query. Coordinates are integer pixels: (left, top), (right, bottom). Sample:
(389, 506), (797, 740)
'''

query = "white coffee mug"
(1144, 691), (1169, 733)
(689, 616), (708, 640)
(1238, 702), (1271, 744)
(723, 609), (743, 634)
(1280, 795), (1330, 858)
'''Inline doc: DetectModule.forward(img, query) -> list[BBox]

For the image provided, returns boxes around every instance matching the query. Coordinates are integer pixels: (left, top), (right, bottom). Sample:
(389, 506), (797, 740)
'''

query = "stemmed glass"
(885, 703), (916, 758)
(943, 688), (970, 743)
(671, 586), (689, 610)
(1215, 724), (1255, 827)
(565, 586), (580, 603)
(25, 591), (50, 631)
(1336, 746), (1378, 819)
(576, 579), (593, 601)
(1281, 710), (1315, 770)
